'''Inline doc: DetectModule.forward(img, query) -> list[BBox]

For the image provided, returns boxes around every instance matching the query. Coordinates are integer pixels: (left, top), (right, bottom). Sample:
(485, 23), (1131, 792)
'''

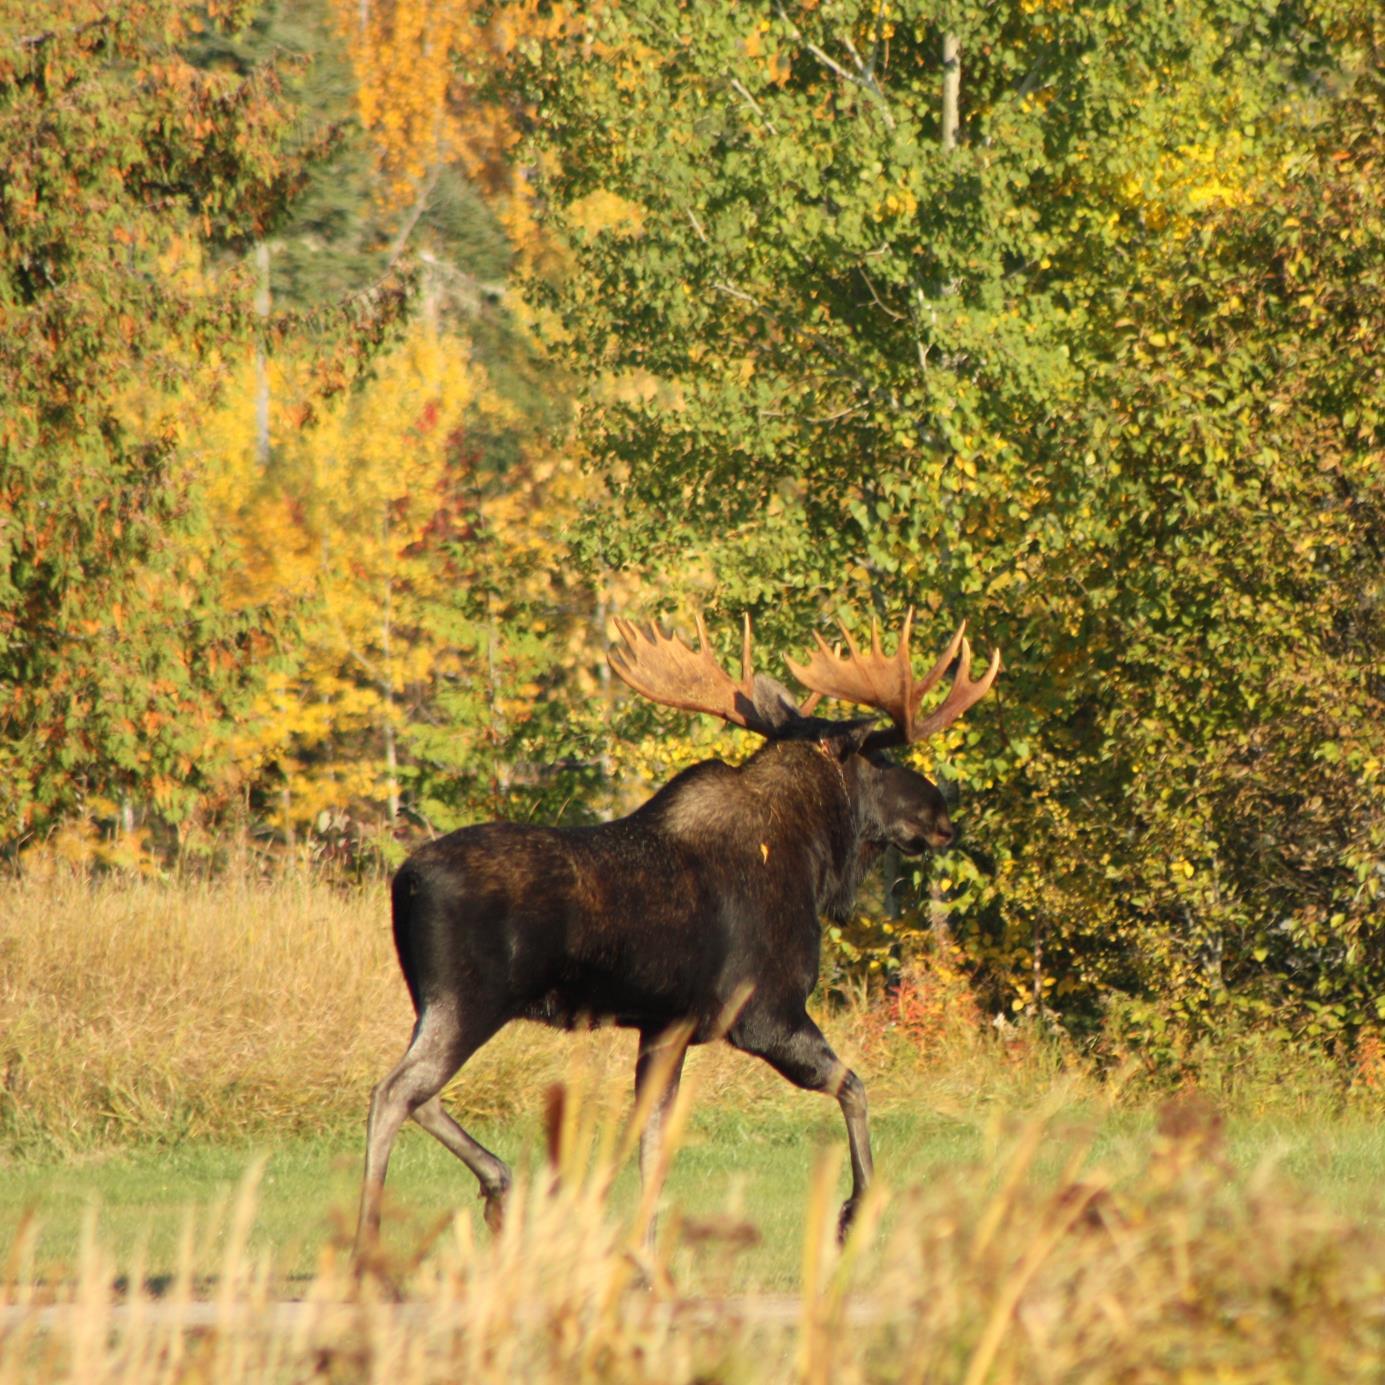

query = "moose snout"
(892, 815), (955, 854)
(927, 818), (956, 850)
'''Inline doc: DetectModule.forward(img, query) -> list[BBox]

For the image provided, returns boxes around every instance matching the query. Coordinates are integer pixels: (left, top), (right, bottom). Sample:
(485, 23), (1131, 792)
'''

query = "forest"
(2, 0), (1381, 1054)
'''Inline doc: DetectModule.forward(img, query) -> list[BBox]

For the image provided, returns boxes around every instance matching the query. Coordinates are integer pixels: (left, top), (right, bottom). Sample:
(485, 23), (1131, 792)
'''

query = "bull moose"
(354, 611), (999, 1254)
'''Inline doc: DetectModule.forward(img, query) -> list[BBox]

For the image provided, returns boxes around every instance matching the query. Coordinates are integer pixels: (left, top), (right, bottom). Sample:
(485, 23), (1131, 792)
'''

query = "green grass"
(7, 1098), (1385, 1295)
(0, 1108), (962, 1289)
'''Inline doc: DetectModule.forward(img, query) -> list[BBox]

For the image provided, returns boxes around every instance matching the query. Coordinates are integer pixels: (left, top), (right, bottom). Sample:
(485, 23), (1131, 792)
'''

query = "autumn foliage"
(1, 0), (1381, 1055)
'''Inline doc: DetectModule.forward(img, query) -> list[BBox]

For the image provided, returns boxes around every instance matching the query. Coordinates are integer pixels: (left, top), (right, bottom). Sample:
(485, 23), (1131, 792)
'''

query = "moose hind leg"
(730, 1009), (874, 1242)
(411, 1095), (512, 1233)
(353, 1003), (505, 1258)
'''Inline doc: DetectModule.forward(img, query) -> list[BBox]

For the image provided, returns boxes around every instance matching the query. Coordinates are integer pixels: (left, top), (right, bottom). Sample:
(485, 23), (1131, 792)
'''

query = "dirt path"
(0, 1294), (889, 1332)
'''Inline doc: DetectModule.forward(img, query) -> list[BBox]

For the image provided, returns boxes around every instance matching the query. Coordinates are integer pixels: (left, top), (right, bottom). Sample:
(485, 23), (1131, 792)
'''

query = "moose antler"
(608, 614), (800, 736)
(785, 610), (1000, 748)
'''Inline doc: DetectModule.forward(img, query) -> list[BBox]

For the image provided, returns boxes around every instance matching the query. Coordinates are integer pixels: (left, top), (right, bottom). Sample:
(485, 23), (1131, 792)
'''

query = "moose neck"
(741, 739), (871, 924)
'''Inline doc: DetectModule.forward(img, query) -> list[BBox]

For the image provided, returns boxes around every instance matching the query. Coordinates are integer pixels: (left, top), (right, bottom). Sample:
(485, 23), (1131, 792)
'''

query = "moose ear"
(749, 674), (803, 733)
(820, 718), (879, 760)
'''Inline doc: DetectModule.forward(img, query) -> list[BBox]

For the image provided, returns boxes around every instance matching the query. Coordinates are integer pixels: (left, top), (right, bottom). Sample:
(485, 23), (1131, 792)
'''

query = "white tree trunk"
(941, 33), (960, 152)
(932, 32), (961, 943)
(381, 571), (399, 824)
(254, 240), (271, 467)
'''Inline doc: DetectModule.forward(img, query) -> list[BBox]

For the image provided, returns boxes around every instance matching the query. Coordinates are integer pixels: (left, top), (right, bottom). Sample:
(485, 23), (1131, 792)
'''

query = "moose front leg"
(730, 1008), (874, 1241)
(633, 1027), (689, 1252)
(635, 1028), (688, 1188)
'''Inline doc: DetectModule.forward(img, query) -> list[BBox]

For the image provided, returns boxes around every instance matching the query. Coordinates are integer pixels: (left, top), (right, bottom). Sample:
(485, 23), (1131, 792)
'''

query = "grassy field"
(5, 874), (1385, 1381)
(7, 1103), (1385, 1288)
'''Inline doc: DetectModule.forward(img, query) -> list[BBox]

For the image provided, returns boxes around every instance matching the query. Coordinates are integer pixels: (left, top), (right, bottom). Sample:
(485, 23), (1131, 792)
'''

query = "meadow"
(4, 874), (1385, 1382)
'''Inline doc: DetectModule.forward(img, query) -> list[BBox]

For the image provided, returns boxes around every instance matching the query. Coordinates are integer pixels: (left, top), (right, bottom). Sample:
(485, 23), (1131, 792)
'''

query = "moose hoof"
(482, 1187), (508, 1235)
(837, 1197), (861, 1244)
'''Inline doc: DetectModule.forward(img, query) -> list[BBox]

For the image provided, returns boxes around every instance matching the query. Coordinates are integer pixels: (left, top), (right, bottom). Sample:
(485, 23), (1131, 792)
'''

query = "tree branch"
(729, 76), (778, 134)
(774, 3), (896, 130)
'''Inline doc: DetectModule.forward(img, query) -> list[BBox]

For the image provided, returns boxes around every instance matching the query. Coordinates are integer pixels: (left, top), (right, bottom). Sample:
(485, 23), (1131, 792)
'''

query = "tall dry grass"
(4, 1090), (1385, 1383)
(2, 872), (410, 1151)
(0, 873), (1067, 1156)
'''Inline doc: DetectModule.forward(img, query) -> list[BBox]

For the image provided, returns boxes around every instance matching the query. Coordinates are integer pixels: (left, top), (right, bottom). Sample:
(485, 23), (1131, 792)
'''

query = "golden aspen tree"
(201, 324), (477, 831)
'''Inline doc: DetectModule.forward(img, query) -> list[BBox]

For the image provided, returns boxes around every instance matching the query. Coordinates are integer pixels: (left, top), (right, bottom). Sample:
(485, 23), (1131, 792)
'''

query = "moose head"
(608, 607), (1000, 857)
